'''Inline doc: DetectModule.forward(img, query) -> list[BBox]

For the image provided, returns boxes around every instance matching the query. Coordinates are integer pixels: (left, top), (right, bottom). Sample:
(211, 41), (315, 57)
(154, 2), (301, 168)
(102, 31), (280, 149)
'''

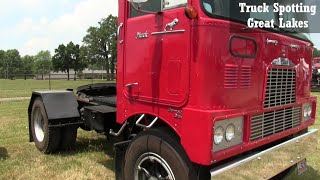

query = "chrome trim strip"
(266, 38), (278, 45)
(210, 129), (318, 177)
(151, 30), (185, 35)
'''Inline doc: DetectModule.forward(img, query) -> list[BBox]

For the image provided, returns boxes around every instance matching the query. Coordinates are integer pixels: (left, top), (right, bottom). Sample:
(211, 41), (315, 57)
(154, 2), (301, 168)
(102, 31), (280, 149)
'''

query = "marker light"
(185, 4), (198, 19)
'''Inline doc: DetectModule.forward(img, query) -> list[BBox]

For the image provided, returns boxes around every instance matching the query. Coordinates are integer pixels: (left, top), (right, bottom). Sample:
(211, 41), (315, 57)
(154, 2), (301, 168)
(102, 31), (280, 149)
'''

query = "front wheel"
(123, 128), (198, 180)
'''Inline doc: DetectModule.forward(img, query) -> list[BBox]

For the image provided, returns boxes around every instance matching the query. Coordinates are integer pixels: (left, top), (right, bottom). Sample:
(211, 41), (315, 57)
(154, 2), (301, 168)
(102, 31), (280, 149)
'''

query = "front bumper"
(210, 129), (318, 179)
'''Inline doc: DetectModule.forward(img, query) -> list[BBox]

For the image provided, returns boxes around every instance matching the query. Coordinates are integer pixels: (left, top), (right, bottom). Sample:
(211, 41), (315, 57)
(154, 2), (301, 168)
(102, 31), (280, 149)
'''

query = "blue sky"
(0, 0), (117, 55)
(311, 33), (320, 48)
(0, 0), (319, 56)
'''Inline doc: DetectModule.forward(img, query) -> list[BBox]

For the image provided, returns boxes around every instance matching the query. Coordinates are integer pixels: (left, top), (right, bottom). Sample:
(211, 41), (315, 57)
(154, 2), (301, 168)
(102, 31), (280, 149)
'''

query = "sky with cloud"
(0, 0), (319, 56)
(0, 0), (118, 56)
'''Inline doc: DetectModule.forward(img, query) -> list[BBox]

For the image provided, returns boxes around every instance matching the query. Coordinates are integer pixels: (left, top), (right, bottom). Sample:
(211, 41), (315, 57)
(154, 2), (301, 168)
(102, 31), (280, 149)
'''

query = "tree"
(68, 42), (87, 80)
(314, 48), (320, 58)
(4, 49), (22, 79)
(83, 15), (118, 80)
(52, 44), (71, 80)
(0, 50), (5, 77)
(34, 51), (52, 80)
(21, 55), (35, 79)
(52, 42), (86, 80)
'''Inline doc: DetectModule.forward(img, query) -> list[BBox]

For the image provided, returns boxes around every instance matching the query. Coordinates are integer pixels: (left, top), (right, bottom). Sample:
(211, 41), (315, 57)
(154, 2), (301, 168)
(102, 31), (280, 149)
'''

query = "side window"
(130, 0), (188, 18)
(130, 1), (161, 18)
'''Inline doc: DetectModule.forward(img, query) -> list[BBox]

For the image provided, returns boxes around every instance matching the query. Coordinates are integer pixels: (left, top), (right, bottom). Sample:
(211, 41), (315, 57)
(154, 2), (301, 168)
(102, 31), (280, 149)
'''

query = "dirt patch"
(0, 97), (29, 102)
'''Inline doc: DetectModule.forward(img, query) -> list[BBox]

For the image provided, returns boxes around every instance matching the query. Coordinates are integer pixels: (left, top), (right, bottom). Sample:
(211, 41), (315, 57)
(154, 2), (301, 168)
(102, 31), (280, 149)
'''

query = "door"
(123, 0), (190, 107)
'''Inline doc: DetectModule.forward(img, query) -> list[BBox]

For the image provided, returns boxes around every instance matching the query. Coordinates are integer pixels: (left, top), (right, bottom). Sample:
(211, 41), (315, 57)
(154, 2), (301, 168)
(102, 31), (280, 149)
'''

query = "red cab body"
(116, 0), (316, 166)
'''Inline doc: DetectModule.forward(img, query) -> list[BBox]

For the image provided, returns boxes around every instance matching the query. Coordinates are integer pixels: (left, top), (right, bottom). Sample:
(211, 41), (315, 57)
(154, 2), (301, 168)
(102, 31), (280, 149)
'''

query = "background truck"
(28, 0), (318, 179)
(312, 57), (320, 91)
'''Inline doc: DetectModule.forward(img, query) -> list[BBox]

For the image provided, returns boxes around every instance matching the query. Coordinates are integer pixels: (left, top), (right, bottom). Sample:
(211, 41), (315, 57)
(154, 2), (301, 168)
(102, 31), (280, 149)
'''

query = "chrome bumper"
(210, 129), (318, 179)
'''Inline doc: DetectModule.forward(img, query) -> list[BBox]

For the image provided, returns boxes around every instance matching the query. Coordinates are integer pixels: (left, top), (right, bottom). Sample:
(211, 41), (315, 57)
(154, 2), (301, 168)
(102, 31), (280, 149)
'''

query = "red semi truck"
(314, 57), (320, 69)
(28, 0), (318, 179)
(312, 57), (320, 90)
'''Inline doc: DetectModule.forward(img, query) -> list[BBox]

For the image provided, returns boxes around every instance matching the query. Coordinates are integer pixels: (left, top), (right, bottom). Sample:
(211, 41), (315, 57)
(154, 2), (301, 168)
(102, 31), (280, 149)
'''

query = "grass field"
(0, 80), (319, 179)
(0, 79), (108, 98)
(0, 100), (115, 179)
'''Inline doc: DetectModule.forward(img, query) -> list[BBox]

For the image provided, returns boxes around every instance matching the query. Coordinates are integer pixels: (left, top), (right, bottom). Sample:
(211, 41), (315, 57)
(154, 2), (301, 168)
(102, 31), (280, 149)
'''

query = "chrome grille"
(251, 107), (301, 141)
(264, 68), (296, 108)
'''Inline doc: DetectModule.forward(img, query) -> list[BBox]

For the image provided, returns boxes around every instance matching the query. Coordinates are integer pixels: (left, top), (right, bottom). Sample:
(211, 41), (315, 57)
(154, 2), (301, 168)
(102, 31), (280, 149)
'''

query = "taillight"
(185, 4), (198, 19)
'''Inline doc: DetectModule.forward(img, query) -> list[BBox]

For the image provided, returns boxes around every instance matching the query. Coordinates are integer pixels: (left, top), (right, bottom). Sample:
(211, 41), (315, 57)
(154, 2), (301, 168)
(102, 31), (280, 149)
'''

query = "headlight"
(307, 106), (312, 117)
(225, 124), (235, 142)
(303, 107), (308, 118)
(214, 126), (224, 145)
(303, 103), (312, 121)
(213, 117), (244, 152)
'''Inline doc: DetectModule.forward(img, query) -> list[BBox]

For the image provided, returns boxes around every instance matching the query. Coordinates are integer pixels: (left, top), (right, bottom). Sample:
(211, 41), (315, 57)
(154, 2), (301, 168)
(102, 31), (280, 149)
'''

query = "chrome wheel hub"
(34, 108), (45, 142)
(134, 152), (175, 180)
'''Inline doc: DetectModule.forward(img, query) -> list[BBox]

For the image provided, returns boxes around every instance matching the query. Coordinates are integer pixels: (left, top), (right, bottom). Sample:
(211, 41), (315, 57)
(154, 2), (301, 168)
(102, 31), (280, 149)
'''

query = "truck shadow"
(55, 136), (115, 172)
(307, 166), (320, 178)
(284, 165), (320, 180)
(0, 147), (9, 160)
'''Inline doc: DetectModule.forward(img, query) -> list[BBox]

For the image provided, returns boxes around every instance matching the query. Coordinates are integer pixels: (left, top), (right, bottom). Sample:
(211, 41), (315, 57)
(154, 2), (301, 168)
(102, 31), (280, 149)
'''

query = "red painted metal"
(116, 0), (316, 166)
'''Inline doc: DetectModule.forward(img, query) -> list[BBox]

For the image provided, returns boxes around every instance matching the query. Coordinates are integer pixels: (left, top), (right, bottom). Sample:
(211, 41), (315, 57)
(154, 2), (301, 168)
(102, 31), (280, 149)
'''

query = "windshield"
(200, 0), (311, 41)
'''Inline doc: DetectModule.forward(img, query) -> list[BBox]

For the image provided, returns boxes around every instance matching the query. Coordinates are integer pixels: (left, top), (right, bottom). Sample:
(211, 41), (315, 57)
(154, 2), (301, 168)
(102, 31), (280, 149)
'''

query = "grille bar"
(250, 107), (301, 141)
(264, 68), (296, 108)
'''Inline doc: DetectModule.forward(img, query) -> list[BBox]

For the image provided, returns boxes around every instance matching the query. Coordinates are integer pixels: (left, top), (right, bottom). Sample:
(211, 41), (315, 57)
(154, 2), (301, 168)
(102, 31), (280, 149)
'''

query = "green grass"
(0, 79), (109, 98)
(0, 101), (115, 179)
(299, 92), (320, 179)
(0, 80), (319, 179)
(282, 93), (320, 180)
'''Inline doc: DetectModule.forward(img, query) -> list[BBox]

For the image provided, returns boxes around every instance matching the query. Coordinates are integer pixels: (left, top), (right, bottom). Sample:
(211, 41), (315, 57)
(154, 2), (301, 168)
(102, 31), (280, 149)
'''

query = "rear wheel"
(31, 98), (61, 154)
(123, 128), (198, 180)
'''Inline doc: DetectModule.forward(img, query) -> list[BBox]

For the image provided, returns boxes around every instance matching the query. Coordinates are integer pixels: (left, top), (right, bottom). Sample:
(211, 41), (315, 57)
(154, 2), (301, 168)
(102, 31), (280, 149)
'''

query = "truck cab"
(28, 0), (318, 179)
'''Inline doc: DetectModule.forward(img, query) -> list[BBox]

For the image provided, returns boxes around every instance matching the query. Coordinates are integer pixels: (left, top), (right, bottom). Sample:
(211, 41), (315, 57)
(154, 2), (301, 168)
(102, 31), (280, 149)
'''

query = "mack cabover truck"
(28, 0), (318, 179)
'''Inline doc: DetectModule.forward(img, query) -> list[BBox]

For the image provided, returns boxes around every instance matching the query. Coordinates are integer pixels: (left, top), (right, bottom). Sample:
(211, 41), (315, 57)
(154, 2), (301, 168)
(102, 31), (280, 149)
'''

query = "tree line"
(0, 15), (118, 80)
(1, 14), (320, 80)
(313, 47), (320, 58)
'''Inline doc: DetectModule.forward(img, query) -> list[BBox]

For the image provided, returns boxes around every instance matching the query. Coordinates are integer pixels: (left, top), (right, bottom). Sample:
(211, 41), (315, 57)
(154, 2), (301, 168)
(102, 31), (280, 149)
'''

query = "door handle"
(126, 82), (138, 88)
(117, 23), (124, 44)
(164, 18), (179, 31)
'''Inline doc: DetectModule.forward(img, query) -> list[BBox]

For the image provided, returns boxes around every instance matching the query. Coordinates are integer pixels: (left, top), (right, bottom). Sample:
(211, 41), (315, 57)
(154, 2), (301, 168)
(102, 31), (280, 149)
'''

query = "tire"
(123, 128), (198, 180)
(31, 97), (61, 154)
(60, 126), (78, 150)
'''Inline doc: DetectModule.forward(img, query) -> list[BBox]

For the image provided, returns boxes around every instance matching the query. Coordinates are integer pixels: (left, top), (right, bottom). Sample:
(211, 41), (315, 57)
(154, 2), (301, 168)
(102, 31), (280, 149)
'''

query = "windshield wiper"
(281, 28), (299, 33)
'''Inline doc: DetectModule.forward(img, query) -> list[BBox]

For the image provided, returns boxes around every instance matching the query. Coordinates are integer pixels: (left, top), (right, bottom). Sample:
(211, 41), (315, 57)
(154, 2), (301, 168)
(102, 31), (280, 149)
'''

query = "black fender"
(28, 91), (81, 142)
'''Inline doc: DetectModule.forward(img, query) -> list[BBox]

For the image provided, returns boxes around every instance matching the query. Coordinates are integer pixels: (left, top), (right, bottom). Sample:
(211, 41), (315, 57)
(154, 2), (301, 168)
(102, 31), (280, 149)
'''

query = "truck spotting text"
(247, 18), (309, 29)
(239, 3), (317, 16)
(27, 0), (318, 179)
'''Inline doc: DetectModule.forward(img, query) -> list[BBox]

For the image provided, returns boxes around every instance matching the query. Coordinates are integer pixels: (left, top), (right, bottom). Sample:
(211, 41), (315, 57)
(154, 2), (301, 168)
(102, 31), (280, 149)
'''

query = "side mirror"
(128, 0), (165, 14)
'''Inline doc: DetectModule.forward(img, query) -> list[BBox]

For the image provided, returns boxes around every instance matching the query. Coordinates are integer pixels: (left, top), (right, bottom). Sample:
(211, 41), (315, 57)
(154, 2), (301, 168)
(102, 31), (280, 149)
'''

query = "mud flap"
(114, 140), (131, 180)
